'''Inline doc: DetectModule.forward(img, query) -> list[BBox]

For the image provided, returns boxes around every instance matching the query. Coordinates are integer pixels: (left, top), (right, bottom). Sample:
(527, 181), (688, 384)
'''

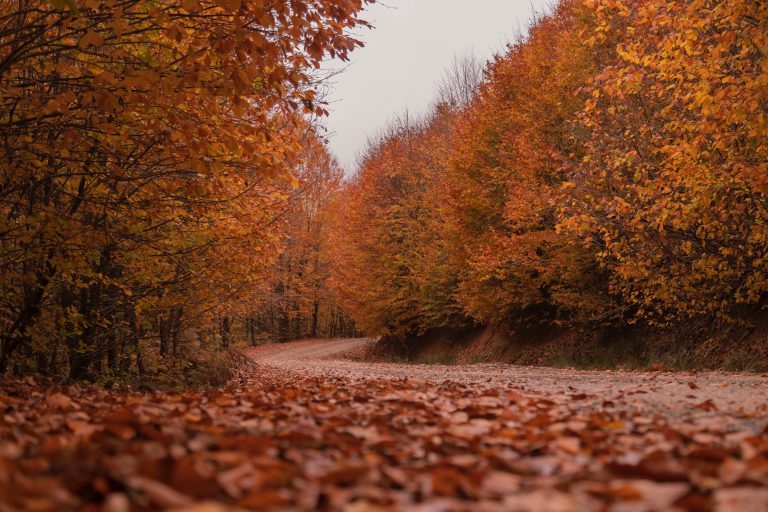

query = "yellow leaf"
(78, 29), (104, 48)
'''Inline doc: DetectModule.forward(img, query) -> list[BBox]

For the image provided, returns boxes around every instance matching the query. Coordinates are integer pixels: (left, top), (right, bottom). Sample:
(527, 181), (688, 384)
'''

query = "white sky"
(321, 0), (553, 172)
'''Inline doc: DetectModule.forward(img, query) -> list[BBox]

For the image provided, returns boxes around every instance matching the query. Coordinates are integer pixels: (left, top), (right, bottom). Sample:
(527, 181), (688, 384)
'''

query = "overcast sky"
(321, 0), (553, 172)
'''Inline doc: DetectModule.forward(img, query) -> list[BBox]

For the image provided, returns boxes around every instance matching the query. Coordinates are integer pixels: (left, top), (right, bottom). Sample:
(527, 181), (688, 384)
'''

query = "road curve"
(246, 337), (768, 433)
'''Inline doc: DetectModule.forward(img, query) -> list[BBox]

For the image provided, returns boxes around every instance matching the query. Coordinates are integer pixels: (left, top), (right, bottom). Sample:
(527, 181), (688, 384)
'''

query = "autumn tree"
(443, 0), (615, 327)
(247, 135), (357, 344)
(328, 104), (468, 337)
(560, 0), (768, 324)
(0, 0), (371, 378)
(329, 0), (768, 346)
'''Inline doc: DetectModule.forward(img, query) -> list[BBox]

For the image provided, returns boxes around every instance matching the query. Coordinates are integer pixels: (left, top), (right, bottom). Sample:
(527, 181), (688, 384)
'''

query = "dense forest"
(1, 0), (767, 381)
(330, 0), (768, 351)
(0, 0), (367, 380)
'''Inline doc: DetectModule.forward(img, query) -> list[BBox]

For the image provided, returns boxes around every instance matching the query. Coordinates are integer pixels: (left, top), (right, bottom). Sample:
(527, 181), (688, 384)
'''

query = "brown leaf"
(65, 419), (100, 439)
(480, 471), (521, 498)
(105, 423), (136, 440)
(695, 399), (718, 412)
(102, 493), (130, 512)
(237, 491), (289, 509)
(170, 502), (235, 512)
(713, 487), (768, 512)
(553, 436), (581, 454)
(611, 480), (690, 508)
(718, 458), (747, 485)
(126, 476), (194, 508)
(46, 392), (73, 410)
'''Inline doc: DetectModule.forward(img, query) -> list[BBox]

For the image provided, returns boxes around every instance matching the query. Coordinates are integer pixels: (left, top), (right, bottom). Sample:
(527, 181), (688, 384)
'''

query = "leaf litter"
(1, 345), (767, 512)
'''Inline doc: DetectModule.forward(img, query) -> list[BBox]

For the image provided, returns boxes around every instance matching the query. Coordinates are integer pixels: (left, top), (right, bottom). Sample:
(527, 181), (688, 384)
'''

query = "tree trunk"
(135, 337), (145, 376)
(221, 316), (230, 349)
(0, 250), (56, 373)
(311, 300), (319, 338)
(248, 316), (257, 346)
(159, 315), (169, 357)
(279, 308), (289, 342)
(171, 306), (183, 358)
(107, 333), (117, 371)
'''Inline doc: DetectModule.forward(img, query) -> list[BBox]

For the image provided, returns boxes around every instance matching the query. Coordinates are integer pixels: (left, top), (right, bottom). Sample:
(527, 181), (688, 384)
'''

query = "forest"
(0, 0), (365, 382)
(332, 0), (768, 345)
(2, 0), (766, 383)
(336, 1), (768, 333)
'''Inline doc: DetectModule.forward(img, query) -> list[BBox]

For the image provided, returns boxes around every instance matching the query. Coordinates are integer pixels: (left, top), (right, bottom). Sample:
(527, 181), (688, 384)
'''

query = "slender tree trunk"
(159, 315), (169, 357)
(135, 337), (145, 376)
(107, 333), (117, 371)
(311, 300), (319, 338)
(293, 313), (301, 340)
(0, 250), (56, 373)
(221, 316), (230, 349)
(171, 306), (183, 358)
(279, 308), (289, 342)
(119, 333), (130, 373)
(248, 316), (257, 346)
(69, 286), (94, 380)
(49, 340), (59, 376)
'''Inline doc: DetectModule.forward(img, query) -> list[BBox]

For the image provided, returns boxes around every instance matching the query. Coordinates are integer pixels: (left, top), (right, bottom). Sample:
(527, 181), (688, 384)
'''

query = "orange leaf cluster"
(329, 0), (768, 338)
(0, 0), (371, 377)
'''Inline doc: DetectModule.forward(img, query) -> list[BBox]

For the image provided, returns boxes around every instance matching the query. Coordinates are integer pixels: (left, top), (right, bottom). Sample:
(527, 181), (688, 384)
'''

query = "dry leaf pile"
(1, 362), (767, 511)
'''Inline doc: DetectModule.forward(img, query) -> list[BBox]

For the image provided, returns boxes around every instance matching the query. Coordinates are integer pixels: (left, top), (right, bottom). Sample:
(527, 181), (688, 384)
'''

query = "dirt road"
(248, 338), (768, 432)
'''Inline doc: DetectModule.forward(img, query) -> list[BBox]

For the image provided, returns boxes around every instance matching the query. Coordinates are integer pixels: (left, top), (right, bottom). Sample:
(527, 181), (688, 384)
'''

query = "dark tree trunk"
(159, 315), (169, 357)
(49, 340), (59, 375)
(135, 337), (145, 376)
(119, 332), (131, 373)
(221, 316), (230, 349)
(311, 300), (319, 338)
(107, 333), (117, 371)
(171, 306), (183, 358)
(69, 286), (95, 381)
(0, 249), (56, 373)
(279, 308), (289, 342)
(293, 313), (301, 340)
(247, 316), (257, 346)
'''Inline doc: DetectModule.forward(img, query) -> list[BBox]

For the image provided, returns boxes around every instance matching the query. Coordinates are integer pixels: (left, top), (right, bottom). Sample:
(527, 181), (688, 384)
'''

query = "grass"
(499, 334), (768, 372)
(416, 354), (457, 365)
(366, 324), (768, 372)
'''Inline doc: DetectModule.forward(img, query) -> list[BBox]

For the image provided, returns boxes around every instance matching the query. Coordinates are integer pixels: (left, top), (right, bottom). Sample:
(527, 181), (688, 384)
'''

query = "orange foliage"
(0, 0), (371, 377)
(445, 0), (614, 325)
(249, 137), (357, 343)
(328, 108), (464, 337)
(330, 0), (768, 339)
(561, 0), (768, 323)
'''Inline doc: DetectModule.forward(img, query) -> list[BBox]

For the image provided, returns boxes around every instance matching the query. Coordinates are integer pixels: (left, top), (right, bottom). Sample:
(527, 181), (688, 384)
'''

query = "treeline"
(329, 0), (768, 338)
(247, 138), (358, 344)
(0, 0), (370, 379)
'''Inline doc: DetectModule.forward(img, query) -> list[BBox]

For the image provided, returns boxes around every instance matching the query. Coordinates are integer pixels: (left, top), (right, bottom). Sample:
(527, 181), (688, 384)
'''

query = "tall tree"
(560, 0), (768, 323)
(0, 0), (371, 376)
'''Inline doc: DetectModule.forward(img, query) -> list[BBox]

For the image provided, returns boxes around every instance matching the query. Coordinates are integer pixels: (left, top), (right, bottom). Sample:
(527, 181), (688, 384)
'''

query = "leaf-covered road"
(249, 338), (768, 431)
(2, 339), (768, 511)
